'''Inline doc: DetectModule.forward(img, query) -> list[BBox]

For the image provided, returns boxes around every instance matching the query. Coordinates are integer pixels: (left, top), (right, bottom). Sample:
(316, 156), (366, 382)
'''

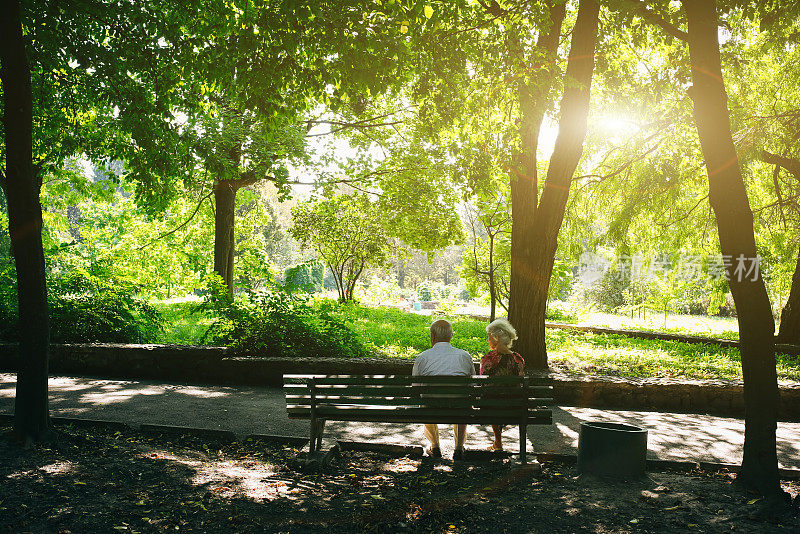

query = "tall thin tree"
(0, 0), (52, 442)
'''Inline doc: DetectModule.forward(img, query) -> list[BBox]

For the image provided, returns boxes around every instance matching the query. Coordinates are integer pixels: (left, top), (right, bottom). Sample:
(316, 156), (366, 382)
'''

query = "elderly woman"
(479, 318), (525, 451)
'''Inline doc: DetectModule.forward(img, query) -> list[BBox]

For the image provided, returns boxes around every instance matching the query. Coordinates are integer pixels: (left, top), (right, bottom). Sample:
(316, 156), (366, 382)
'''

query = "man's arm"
(412, 357), (421, 376)
(461, 352), (475, 375)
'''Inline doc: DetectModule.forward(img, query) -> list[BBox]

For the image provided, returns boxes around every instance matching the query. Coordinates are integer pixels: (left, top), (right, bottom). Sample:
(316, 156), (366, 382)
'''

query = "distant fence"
(2, 342), (798, 421)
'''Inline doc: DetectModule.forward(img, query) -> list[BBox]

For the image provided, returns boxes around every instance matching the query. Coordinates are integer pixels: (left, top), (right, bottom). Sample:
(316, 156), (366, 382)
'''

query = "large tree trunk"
(508, 2), (566, 360)
(213, 180), (237, 296)
(683, 0), (781, 498)
(1, 0), (52, 442)
(511, 0), (599, 369)
(777, 245), (800, 344)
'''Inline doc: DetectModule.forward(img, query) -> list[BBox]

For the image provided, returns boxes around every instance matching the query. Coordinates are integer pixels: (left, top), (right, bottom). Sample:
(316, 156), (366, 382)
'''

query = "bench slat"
(287, 407), (551, 425)
(286, 396), (552, 408)
(287, 404), (552, 421)
(284, 384), (552, 397)
(283, 374), (552, 385)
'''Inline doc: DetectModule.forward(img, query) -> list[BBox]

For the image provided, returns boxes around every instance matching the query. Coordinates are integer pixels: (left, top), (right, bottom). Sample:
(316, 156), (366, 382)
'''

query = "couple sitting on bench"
(412, 318), (525, 460)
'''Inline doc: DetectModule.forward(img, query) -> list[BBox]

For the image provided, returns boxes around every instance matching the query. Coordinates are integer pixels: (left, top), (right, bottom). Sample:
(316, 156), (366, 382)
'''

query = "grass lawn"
(151, 297), (213, 345)
(574, 310), (741, 340)
(153, 299), (800, 382)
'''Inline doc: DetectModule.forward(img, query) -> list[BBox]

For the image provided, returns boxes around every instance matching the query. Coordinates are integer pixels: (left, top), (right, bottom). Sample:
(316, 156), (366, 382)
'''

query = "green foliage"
(48, 270), (163, 344)
(0, 267), (162, 343)
(290, 194), (394, 302)
(202, 276), (367, 359)
(360, 274), (404, 306)
(545, 303), (579, 323)
(549, 259), (575, 301)
(150, 298), (210, 345)
(586, 266), (628, 313)
(433, 299), (460, 317)
(418, 284), (432, 302)
(283, 261), (324, 294)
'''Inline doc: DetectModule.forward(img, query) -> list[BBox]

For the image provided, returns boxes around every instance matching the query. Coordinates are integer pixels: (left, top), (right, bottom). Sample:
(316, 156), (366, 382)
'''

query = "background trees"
(290, 194), (393, 302)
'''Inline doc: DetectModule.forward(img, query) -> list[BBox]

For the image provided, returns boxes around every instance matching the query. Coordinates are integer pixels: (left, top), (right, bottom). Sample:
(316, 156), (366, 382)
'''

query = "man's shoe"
(452, 447), (465, 461)
(425, 447), (442, 458)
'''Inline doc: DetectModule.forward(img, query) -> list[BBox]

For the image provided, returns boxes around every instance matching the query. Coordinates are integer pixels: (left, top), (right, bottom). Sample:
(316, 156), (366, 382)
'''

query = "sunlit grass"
(151, 298), (212, 345)
(575, 311), (741, 339)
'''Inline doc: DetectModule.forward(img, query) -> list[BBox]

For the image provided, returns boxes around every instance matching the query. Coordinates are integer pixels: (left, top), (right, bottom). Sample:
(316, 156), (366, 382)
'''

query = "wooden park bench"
(283, 374), (553, 463)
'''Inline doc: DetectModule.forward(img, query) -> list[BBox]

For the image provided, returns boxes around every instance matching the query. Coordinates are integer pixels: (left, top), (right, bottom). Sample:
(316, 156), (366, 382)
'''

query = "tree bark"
(489, 233), (496, 322)
(510, 0), (599, 369)
(777, 245), (800, 344)
(1, 0), (52, 441)
(759, 151), (800, 344)
(213, 181), (237, 296)
(508, 2), (565, 360)
(683, 0), (781, 498)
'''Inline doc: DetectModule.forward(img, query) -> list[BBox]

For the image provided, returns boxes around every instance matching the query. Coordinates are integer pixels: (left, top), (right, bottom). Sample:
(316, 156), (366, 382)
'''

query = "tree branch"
(761, 150), (800, 181)
(137, 190), (214, 250)
(659, 194), (709, 228)
(620, 0), (689, 42)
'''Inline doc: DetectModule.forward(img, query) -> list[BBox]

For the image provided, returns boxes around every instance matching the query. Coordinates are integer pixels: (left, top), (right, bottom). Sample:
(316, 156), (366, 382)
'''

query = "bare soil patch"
(1, 423), (798, 533)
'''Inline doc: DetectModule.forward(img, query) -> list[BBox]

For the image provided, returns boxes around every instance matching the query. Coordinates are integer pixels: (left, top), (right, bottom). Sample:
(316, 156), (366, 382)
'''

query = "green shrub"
(49, 270), (163, 343)
(0, 268), (162, 343)
(203, 276), (368, 358)
(283, 261), (324, 293)
(545, 303), (578, 323)
(418, 284), (432, 301)
(587, 267), (629, 312)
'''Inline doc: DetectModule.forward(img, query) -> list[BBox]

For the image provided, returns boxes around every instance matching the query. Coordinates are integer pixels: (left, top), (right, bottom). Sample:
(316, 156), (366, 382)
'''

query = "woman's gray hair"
(486, 318), (518, 348)
(430, 319), (453, 343)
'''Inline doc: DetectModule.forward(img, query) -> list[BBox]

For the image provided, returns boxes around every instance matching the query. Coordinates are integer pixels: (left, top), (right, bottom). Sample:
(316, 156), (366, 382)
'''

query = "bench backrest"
(284, 374), (553, 426)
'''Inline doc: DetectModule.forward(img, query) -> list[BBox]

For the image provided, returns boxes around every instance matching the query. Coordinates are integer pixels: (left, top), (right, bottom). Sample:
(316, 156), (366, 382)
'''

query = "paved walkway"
(2, 373), (799, 469)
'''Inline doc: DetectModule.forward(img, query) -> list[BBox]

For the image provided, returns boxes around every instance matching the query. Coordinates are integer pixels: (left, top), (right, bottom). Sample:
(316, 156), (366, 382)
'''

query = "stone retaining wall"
(1, 343), (798, 421)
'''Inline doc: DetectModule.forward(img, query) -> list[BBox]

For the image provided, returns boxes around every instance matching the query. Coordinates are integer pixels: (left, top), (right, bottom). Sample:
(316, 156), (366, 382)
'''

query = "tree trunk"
(683, 0), (781, 499)
(213, 181), (237, 296)
(777, 245), (800, 344)
(397, 260), (406, 288)
(1, 0), (52, 442)
(489, 233), (496, 322)
(512, 0), (599, 369)
(508, 2), (566, 360)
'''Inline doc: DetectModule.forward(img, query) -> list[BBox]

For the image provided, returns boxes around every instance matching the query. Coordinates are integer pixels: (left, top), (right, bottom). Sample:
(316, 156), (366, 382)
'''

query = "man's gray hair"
(430, 319), (453, 342)
(486, 318), (518, 348)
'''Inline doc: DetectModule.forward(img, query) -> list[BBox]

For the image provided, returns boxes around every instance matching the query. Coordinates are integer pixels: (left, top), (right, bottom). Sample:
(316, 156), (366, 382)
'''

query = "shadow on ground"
(2, 373), (799, 469)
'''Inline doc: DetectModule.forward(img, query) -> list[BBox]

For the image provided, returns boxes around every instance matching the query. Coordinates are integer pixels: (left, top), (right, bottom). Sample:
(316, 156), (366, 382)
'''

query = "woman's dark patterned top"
(479, 349), (525, 377)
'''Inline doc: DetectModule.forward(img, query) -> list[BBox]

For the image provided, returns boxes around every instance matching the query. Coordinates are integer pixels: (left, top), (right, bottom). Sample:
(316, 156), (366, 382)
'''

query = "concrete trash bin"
(577, 421), (648, 478)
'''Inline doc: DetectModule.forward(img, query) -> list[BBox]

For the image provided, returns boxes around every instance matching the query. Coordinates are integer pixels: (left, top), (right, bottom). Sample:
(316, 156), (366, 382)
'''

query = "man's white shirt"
(412, 342), (475, 376)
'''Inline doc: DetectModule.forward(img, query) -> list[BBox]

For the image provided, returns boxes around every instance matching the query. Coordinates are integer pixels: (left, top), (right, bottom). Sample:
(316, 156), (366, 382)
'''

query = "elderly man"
(412, 319), (475, 460)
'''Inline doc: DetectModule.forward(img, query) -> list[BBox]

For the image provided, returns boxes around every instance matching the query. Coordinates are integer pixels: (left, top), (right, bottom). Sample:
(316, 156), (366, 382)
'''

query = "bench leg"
(315, 419), (326, 452)
(310, 417), (317, 454)
(310, 418), (326, 453)
(519, 424), (527, 464)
